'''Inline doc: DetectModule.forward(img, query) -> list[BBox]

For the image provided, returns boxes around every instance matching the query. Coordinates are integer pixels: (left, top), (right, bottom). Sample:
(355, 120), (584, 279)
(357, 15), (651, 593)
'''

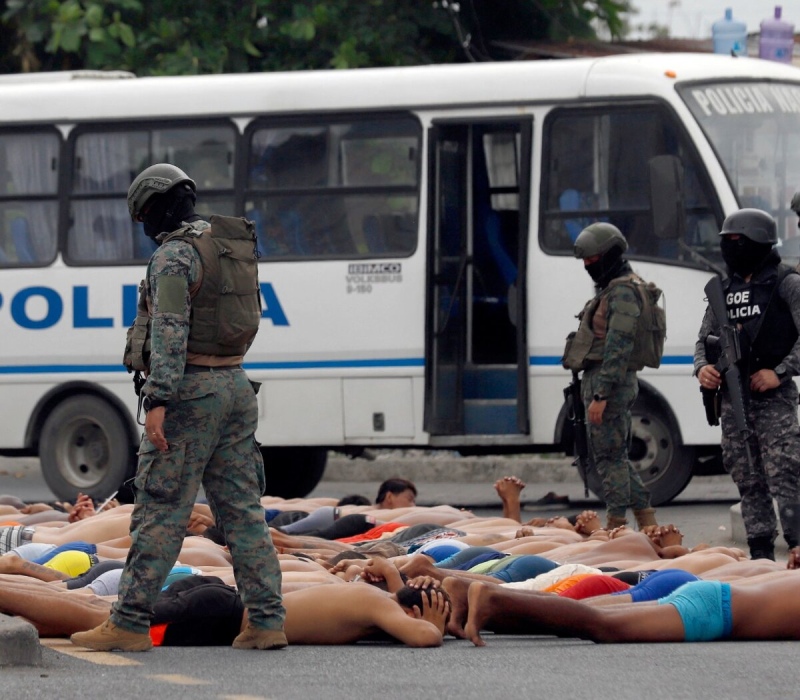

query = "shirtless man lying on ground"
(0, 573), (449, 650)
(441, 570), (800, 645)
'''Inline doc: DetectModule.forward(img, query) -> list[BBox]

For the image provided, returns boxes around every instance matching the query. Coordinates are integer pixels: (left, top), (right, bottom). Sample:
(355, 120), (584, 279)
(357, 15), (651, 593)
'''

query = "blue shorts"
(626, 569), (699, 602)
(658, 580), (733, 641)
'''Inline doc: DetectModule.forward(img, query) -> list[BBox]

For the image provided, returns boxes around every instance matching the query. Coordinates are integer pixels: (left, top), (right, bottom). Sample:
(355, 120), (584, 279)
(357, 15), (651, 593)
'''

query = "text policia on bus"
(0, 53), (799, 503)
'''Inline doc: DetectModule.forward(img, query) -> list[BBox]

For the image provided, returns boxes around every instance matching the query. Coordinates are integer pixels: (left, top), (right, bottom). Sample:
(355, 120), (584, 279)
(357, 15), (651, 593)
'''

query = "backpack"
(626, 276), (667, 369)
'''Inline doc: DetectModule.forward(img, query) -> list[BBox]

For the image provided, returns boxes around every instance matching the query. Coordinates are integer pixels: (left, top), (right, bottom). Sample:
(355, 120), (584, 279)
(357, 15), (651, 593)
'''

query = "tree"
(0, 0), (633, 75)
(442, 0), (632, 60)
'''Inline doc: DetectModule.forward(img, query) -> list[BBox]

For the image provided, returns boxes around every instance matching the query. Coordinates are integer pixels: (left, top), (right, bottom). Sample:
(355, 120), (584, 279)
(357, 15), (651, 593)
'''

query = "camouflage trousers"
(111, 367), (285, 634)
(721, 380), (800, 547)
(582, 367), (651, 519)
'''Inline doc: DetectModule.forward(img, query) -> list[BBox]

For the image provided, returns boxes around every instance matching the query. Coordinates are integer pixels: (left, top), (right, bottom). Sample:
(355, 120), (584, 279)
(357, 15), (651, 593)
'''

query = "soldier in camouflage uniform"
(695, 208), (800, 561)
(563, 223), (657, 531)
(72, 164), (286, 652)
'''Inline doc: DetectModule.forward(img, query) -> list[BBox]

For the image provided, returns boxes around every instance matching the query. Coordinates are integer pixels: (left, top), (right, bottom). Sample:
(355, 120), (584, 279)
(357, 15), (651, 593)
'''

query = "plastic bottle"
(759, 6), (795, 63)
(712, 8), (748, 56)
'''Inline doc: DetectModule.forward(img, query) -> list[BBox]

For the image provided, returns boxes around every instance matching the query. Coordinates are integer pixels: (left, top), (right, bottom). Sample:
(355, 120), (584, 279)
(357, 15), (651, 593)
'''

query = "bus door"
(424, 119), (531, 438)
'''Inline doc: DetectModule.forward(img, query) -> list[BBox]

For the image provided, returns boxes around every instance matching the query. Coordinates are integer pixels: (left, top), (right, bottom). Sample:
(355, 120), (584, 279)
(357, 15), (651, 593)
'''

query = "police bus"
(1, 53), (799, 503)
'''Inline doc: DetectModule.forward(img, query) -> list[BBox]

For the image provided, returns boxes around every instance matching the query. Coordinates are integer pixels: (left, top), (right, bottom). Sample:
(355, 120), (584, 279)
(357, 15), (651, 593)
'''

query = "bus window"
(0, 130), (59, 266)
(541, 105), (721, 267)
(246, 116), (420, 260)
(679, 81), (800, 262)
(67, 124), (236, 264)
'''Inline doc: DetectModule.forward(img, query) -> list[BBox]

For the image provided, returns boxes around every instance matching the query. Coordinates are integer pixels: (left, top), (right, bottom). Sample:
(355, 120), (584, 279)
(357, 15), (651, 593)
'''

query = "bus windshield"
(679, 80), (800, 261)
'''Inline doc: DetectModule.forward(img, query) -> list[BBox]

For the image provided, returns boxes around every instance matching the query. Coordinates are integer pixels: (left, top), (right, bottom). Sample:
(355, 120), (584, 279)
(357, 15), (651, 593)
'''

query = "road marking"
(41, 639), (142, 666)
(147, 674), (212, 686)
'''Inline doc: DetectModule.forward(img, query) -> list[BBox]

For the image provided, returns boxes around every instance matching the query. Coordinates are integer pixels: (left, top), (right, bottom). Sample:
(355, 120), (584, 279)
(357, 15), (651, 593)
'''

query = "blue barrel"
(759, 6), (795, 63)
(712, 8), (748, 56)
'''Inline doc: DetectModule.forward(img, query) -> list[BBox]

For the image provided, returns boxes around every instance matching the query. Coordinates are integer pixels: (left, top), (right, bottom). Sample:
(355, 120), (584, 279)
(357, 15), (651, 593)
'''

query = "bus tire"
(629, 395), (695, 506)
(260, 447), (328, 498)
(575, 395), (694, 507)
(39, 395), (133, 501)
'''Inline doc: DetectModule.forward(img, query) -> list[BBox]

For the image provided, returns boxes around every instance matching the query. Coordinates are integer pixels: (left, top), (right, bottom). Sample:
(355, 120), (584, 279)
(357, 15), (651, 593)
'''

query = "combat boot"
(71, 619), (152, 652)
(633, 507), (658, 530)
(747, 536), (775, 561)
(606, 514), (628, 530)
(232, 623), (288, 650)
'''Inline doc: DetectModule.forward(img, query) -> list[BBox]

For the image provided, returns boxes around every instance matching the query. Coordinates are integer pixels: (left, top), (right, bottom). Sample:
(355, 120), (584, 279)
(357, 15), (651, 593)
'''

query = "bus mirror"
(649, 155), (685, 241)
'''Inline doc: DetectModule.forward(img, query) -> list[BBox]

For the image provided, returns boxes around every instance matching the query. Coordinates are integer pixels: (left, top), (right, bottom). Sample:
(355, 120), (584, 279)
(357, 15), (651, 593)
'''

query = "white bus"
(1, 54), (799, 504)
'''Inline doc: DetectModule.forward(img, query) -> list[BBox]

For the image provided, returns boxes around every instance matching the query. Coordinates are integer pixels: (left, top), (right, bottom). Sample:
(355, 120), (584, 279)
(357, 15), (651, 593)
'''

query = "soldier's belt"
(184, 364), (242, 373)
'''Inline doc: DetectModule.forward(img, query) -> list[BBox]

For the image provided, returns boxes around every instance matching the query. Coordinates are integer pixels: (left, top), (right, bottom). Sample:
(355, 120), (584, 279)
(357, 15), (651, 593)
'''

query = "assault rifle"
(563, 372), (592, 497)
(703, 275), (753, 467)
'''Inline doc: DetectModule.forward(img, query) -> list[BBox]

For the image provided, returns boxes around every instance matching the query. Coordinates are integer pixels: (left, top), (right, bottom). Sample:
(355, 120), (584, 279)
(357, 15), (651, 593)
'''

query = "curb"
(0, 614), (41, 667)
(325, 453), (579, 484)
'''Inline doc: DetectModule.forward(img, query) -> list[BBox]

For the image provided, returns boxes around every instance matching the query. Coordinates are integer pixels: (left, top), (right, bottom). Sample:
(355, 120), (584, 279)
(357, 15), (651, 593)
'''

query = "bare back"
(730, 573), (800, 640)
(282, 583), (441, 646)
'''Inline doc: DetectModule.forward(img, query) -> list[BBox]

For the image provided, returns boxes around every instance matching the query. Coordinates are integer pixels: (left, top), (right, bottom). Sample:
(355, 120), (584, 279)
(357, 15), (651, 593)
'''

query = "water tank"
(712, 8), (748, 56)
(759, 6), (795, 63)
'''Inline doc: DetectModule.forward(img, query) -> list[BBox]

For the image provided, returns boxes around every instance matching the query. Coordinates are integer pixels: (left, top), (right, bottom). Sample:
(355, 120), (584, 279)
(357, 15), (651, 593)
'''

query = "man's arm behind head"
(379, 586), (450, 647)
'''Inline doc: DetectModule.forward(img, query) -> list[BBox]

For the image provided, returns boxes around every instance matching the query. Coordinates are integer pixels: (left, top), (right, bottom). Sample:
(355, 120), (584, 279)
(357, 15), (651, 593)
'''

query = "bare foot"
(441, 576), (470, 638)
(399, 554), (443, 582)
(495, 476), (526, 522)
(574, 510), (602, 536)
(464, 582), (492, 647)
(494, 476), (526, 500)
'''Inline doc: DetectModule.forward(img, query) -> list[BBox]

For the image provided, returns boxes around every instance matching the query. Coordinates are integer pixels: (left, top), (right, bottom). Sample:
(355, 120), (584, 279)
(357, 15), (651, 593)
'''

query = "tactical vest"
(562, 274), (666, 372)
(724, 264), (797, 372)
(123, 216), (261, 372)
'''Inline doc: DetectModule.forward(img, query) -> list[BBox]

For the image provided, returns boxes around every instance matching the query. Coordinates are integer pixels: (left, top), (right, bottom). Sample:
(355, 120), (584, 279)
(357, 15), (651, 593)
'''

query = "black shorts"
(152, 575), (245, 646)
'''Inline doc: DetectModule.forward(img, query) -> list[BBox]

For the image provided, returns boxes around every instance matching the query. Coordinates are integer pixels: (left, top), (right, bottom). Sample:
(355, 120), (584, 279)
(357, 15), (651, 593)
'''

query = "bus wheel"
(575, 397), (694, 507)
(39, 395), (133, 501)
(629, 396), (694, 507)
(260, 447), (327, 498)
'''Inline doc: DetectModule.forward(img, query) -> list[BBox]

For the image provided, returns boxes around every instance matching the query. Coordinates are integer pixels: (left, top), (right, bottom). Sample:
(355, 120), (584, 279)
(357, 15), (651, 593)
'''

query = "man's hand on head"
(413, 589), (449, 636)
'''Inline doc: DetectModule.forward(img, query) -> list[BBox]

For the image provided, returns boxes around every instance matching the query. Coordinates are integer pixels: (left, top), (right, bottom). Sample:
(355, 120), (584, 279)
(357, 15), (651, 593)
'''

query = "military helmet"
(573, 222), (628, 259)
(791, 192), (800, 214)
(719, 208), (777, 244)
(127, 163), (196, 221)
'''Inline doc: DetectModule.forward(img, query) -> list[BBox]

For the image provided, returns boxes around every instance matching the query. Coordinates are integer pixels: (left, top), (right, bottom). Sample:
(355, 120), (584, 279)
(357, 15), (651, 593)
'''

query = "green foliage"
(0, 0), (632, 75)
(2, 0), (140, 70)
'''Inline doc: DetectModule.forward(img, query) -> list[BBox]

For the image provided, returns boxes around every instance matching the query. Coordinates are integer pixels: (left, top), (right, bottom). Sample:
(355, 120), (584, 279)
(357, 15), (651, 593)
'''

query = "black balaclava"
(720, 235), (773, 278)
(585, 246), (625, 288)
(142, 184), (200, 241)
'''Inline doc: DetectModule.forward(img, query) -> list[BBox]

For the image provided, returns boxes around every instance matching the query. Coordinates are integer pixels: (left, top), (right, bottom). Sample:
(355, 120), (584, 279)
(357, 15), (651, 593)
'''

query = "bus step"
(463, 365), (517, 400)
(464, 398), (519, 434)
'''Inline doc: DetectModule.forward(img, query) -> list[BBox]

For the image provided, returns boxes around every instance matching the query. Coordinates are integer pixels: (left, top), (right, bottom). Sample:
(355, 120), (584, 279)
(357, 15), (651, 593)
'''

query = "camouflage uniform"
(110, 225), (284, 635)
(694, 268), (800, 550)
(579, 262), (652, 521)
